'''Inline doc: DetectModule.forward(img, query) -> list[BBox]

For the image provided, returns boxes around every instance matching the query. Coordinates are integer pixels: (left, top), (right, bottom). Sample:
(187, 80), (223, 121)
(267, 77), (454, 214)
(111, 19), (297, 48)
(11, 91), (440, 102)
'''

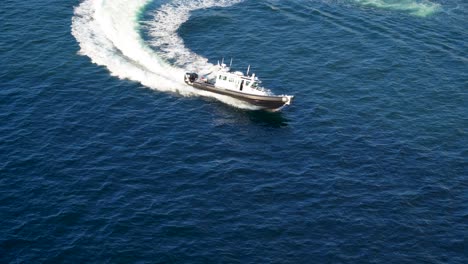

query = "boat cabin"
(214, 64), (263, 94)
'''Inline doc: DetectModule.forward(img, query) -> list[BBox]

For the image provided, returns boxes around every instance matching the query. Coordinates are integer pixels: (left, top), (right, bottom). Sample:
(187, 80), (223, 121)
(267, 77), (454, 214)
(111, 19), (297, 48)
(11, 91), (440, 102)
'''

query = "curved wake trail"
(145, 0), (243, 73)
(71, 0), (255, 109)
(71, 0), (439, 111)
(72, 0), (187, 93)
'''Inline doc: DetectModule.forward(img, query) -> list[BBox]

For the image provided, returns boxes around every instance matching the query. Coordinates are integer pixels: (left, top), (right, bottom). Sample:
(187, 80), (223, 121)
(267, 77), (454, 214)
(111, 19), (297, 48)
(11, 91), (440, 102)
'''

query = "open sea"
(1, 0), (467, 263)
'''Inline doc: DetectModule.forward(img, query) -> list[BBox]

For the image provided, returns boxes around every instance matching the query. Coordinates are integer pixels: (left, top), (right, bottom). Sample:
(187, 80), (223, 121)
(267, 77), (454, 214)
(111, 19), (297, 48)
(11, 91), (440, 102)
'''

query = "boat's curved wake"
(71, 0), (441, 110)
(71, 0), (255, 109)
(145, 0), (243, 72)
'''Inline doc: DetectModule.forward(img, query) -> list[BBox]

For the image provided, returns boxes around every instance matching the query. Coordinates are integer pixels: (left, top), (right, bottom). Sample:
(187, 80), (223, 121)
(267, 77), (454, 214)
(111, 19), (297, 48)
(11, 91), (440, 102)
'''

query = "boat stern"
(184, 73), (198, 85)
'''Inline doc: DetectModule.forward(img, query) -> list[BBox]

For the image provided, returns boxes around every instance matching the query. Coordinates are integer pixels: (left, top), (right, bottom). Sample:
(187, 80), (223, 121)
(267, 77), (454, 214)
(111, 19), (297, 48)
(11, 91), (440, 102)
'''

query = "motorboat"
(184, 61), (293, 111)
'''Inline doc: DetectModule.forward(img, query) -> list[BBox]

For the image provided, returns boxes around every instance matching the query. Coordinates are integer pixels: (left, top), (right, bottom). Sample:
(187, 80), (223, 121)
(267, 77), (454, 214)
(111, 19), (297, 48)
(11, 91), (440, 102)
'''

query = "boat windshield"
(252, 82), (259, 88)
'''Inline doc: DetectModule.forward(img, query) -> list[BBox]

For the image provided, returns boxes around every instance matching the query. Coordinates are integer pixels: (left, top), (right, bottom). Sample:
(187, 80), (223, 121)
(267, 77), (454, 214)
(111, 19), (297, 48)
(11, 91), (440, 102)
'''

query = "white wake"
(145, 0), (243, 73)
(71, 0), (256, 109)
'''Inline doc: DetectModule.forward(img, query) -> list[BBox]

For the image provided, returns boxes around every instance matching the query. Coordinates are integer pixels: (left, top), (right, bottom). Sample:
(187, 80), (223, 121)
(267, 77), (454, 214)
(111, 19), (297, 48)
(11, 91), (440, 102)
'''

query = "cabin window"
(246, 81), (250, 86)
(218, 75), (222, 79)
(229, 78), (234, 82)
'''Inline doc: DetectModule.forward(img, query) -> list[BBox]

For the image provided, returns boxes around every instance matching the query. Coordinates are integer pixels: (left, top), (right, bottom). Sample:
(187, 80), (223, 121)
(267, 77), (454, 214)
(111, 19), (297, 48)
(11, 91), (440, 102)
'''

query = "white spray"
(71, 0), (257, 109)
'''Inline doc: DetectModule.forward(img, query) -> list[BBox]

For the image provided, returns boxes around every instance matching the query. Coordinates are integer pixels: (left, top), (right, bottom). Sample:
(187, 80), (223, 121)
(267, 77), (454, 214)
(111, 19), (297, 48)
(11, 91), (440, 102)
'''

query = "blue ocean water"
(1, 0), (467, 262)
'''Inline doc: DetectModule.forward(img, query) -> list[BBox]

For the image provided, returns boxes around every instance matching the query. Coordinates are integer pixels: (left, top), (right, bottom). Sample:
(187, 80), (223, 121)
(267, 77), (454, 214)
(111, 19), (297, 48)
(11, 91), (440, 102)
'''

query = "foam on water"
(145, 0), (243, 73)
(71, 0), (257, 109)
(72, 0), (185, 93)
(353, 0), (441, 17)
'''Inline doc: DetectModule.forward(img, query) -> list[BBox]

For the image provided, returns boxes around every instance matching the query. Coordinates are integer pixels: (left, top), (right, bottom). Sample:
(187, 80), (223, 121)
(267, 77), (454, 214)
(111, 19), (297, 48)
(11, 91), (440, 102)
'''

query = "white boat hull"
(184, 75), (293, 111)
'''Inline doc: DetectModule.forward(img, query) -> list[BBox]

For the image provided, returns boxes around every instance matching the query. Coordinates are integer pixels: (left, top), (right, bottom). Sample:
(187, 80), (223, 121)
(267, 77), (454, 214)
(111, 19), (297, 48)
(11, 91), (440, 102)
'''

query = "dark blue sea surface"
(1, 0), (467, 263)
